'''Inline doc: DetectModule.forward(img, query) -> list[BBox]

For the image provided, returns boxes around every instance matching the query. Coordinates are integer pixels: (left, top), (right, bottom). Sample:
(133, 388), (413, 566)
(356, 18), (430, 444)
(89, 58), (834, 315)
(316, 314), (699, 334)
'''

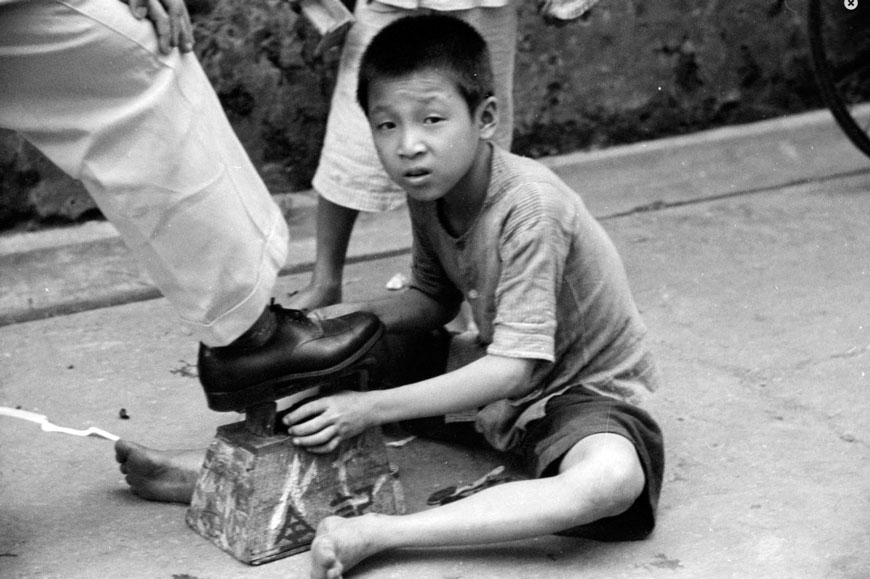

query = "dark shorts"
(375, 331), (665, 542)
(519, 385), (664, 541)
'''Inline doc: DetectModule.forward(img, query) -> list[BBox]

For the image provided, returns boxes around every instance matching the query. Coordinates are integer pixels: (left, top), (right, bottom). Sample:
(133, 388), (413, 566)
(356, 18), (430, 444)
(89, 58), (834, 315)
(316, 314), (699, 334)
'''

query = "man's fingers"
(146, 0), (171, 54)
(127, 0), (149, 19)
(129, 0), (195, 53)
(178, 7), (194, 52)
(166, 0), (184, 50)
(169, 5), (180, 50)
(154, 0), (194, 52)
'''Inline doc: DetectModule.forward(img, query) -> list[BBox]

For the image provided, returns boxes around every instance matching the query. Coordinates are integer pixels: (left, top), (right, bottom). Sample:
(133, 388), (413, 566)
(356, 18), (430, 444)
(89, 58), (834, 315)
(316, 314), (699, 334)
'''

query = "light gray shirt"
(408, 145), (660, 451)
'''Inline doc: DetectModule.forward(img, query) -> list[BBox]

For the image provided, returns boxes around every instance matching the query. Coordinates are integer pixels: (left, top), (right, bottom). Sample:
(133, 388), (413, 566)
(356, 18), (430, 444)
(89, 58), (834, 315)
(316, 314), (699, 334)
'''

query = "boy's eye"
(375, 120), (396, 130)
(423, 116), (444, 124)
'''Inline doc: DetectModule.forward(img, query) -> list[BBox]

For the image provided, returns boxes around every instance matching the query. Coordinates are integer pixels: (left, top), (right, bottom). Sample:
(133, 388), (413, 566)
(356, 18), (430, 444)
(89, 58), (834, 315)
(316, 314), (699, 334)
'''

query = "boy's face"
(366, 69), (497, 203)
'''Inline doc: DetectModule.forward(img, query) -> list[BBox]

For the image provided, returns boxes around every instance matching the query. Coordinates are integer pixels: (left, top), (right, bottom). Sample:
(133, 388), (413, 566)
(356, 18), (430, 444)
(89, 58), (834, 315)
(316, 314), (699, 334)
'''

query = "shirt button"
(468, 289), (479, 300)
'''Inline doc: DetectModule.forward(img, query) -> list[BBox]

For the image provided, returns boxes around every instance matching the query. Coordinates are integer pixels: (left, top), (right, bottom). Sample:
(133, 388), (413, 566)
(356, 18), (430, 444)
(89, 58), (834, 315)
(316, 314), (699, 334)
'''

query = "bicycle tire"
(808, 0), (870, 159)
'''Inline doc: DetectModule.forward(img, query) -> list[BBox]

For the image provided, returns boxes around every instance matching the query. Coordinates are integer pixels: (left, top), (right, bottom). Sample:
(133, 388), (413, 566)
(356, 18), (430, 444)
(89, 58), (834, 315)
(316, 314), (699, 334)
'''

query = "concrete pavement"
(1, 108), (869, 578)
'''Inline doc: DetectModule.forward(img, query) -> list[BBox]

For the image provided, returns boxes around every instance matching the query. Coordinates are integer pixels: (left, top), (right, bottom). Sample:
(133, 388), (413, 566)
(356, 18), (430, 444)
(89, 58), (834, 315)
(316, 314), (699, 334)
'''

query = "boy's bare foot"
(310, 515), (385, 579)
(114, 440), (204, 503)
(286, 282), (342, 312)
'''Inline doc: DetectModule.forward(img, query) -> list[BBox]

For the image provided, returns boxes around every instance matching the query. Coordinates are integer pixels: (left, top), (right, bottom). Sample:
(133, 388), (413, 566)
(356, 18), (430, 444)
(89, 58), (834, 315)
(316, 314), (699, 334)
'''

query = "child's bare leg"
(287, 195), (358, 311)
(309, 433), (644, 579)
(114, 440), (204, 504)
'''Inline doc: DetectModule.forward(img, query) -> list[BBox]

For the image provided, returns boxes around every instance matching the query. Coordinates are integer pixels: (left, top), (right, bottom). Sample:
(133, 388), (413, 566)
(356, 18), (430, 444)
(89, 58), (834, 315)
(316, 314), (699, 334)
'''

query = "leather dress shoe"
(198, 305), (384, 412)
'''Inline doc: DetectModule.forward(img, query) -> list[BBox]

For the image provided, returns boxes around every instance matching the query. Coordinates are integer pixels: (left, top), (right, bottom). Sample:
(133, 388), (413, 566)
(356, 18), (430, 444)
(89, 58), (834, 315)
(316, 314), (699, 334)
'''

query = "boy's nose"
(398, 130), (426, 158)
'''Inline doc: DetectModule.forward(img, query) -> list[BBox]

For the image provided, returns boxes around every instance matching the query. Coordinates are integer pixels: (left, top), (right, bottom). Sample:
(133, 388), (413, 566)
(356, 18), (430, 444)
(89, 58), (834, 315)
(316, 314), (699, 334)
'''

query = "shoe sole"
(205, 323), (385, 412)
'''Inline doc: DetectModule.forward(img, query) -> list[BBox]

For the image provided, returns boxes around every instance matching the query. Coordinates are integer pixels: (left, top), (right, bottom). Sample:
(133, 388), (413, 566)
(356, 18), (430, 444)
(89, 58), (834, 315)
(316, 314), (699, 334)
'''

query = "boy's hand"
(283, 390), (374, 454)
(121, 0), (194, 54)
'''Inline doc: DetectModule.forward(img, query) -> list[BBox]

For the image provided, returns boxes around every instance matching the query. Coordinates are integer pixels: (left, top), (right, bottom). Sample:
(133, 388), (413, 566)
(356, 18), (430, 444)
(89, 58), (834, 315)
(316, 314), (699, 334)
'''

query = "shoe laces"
(269, 299), (314, 325)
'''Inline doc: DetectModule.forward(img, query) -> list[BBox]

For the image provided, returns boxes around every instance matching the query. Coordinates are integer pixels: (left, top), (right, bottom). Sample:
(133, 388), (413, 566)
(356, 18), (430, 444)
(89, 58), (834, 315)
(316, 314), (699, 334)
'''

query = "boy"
(288, 0), (518, 311)
(290, 0), (601, 313)
(285, 14), (665, 579)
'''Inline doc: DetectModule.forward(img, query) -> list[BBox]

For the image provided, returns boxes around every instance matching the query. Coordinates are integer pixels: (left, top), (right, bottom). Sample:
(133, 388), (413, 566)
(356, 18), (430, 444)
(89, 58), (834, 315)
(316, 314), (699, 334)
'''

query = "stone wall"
(0, 0), (820, 229)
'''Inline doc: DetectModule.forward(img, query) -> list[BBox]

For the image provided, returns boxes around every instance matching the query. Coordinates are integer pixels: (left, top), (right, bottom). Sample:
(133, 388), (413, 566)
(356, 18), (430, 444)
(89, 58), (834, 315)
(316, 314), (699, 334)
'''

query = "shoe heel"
(244, 401), (279, 437)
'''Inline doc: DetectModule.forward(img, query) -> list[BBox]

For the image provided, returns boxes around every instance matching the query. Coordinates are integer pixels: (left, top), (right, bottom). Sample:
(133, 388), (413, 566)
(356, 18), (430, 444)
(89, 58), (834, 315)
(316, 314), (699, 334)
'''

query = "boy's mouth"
(403, 167), (433, 186)
(404, 167), (431, 179)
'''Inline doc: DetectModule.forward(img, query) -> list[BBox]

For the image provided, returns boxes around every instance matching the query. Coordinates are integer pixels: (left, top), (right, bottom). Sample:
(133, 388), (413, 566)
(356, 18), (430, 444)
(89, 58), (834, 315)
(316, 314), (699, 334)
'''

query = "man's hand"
(122, 0), (194, 54)
(283, 390), (374, 454)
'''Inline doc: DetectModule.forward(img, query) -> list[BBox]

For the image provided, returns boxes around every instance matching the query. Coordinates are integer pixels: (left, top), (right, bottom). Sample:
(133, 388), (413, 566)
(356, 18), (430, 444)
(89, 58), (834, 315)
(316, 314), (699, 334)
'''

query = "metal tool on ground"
(185, 360), (405, 565)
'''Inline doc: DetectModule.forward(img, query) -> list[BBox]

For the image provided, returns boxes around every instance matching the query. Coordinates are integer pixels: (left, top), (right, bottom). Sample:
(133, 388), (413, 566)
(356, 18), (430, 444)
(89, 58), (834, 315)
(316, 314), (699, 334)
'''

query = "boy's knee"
(560, 435), (646, 520)
(592, 454), (646, 519)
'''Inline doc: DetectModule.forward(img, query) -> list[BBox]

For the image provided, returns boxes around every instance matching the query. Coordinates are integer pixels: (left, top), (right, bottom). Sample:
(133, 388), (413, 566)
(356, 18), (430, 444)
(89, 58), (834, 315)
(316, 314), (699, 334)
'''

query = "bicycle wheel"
(808, 0), (870, 158)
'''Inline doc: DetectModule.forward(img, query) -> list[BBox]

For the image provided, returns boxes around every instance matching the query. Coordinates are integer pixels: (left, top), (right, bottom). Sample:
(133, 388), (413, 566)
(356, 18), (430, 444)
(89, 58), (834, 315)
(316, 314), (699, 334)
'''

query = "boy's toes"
(114, 439), (130, 463)
(311, 535), (342, 579)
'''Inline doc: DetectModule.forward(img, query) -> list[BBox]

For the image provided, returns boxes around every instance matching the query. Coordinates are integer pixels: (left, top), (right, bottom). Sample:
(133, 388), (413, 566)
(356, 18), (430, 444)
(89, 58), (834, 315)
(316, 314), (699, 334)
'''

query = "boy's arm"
(313, 286), (460, 333)
(284, 353), (536, 453)
(370, 353), (536, 421)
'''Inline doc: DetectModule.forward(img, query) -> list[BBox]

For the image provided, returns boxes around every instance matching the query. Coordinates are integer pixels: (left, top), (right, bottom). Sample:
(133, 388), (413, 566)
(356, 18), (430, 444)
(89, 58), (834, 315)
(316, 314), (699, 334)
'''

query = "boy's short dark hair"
(357, 14), (495, 116)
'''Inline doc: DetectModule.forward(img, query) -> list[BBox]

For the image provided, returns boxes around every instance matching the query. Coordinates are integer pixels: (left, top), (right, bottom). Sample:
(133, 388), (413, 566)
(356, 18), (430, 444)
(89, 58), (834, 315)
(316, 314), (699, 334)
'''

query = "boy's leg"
(310, 432), (645, 579)
(287, 196), (358, 310)
(289, 1), (408, 311)
(311, 385), (664, 577)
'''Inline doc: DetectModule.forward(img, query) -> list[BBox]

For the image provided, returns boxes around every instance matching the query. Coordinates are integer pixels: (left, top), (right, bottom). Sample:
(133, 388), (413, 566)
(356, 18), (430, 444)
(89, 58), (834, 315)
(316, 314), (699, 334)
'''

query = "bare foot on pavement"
(310, 515), (387, 579)
(115, 439), (204, 504)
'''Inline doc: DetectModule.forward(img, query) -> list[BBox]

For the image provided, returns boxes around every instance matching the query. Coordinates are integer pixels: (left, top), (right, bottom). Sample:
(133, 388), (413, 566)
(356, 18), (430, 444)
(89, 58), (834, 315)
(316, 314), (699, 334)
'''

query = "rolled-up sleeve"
(488, 200), (568, 362)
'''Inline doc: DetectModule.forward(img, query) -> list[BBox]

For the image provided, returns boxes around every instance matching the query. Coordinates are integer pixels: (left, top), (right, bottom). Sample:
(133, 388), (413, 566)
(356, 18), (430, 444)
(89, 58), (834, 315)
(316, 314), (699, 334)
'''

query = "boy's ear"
(476, 96), (498, 140)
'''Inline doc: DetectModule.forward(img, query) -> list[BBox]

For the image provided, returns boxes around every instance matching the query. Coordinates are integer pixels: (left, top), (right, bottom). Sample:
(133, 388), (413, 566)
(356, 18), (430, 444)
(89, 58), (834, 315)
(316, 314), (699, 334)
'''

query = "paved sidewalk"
(1, 109), (869, 579)
(2, 108), (867, 326)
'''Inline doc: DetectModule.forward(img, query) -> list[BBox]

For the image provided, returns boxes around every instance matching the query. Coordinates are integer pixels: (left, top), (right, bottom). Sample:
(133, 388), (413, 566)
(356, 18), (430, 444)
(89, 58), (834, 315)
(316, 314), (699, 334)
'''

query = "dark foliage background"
(0, 0), (840, 230)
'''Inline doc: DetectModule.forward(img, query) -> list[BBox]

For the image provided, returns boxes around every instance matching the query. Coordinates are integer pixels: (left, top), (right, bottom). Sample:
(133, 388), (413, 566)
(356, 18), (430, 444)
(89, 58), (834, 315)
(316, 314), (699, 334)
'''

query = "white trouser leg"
(0, 0), (288, 346)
